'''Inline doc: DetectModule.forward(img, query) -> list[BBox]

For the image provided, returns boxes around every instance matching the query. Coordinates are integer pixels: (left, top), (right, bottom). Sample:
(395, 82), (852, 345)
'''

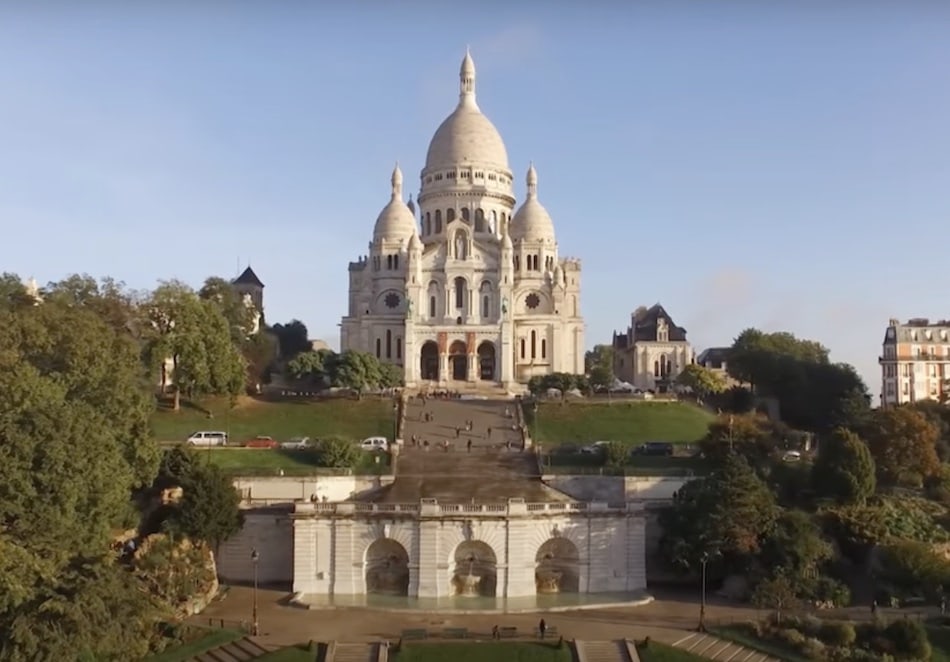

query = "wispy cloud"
(476, 24), (545, 71)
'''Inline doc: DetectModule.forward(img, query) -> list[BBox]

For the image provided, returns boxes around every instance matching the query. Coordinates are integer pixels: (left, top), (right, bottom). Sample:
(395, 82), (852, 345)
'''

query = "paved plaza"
(374, 398), (568, 503)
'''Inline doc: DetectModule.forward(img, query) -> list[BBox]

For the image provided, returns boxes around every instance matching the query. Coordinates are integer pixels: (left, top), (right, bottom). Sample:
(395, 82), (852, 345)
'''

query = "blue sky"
(2, 3), (949, 398)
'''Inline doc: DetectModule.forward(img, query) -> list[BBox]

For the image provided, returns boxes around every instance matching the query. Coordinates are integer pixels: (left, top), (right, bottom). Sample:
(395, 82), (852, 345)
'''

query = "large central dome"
(424, 51), (510, 172)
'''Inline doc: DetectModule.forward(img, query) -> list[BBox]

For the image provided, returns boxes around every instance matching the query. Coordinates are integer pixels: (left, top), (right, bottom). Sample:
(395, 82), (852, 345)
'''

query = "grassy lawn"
(541, 454), (711, 477)
(928, 625), (950, 662)
(150, 396), (394, 443)
(195, 448), (390, 476)
(529, 402), (712, 445)
(637, 640), (710, 662)
(711, 626), (807, 662)
(391, 642), (572, 662)
(144, 628), (243, 662)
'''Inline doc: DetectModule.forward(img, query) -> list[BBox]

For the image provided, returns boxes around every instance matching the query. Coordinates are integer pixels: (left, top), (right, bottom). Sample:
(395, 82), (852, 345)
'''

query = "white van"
(186, 431), (228, 447)
(359, 436), (389, 452)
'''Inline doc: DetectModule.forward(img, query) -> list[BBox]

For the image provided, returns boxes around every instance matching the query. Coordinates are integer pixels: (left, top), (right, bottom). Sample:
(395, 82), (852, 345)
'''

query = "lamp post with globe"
(251, 549), (260, 636)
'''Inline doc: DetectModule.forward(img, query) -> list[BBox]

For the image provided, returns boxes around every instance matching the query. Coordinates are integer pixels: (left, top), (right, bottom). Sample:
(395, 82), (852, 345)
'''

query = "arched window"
(490, 210), (497, 233)
(454, 277), (466, 310)
(396, 337), (402, 360)
(393, 255), (399, 270)
(541, 338), (547, 359)
(386, 329), (392, 359)
(666, 358), (673, 376)
(654, 360), (660, 377)
(520, 338), (526, 359)
(447, 208), (456, 222)
(531, 330), (537, 359)
(376, 338), (381, 358)
(461, 208), (470, 223)
(435, 210), (442, 233)
(425, 218), (432, 235)
(429, 296), (436, 318)
(482, 295), (490, 318)
(514, 255), (520, 271)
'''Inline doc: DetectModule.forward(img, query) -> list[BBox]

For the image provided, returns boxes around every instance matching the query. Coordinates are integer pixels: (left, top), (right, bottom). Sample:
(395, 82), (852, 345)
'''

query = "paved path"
(672, 632), (779, 661)
(376, 398), (568, 503)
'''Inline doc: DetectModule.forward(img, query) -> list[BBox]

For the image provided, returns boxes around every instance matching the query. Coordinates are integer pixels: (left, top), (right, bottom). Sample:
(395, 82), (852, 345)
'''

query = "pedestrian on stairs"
(467, 439), (473, 453)
(538, 618), (547, 639)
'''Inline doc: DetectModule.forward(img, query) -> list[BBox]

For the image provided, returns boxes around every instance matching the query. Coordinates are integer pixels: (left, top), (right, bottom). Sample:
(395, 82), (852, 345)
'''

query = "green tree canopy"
(271, 319), (310, 358)
(676, 363), (727, 400)
(199, 276), (259, 344)
(0, 285), (163, 658)
(660, 454), (778, 571)
(811, 428), (876, 504)
(863, 407), (941, 487)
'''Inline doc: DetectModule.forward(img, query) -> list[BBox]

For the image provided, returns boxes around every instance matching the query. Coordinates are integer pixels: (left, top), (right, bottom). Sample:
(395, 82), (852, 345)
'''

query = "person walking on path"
(467, 439), (473, 453)
(538, 618), (547, 639)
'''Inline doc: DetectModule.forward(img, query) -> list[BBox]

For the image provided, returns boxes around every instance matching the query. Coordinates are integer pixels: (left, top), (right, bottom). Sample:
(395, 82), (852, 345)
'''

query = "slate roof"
(697, 347), (730, 367)
(232, 266), (264, 288)
(613, 303), (688, 348)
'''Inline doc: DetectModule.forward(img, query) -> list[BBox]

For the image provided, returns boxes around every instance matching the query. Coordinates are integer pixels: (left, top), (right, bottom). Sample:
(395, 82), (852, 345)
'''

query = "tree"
(0, 288), (163, 657)
(811, 428), (876, 505)
(45, 274), (144, 337)
(751, 571), (799, 624)
(758, 510), (833, 580)
(676, 364), (727, 401)
(660, 454), (777, 571)
(198, 276), (258, 344)
(699, 412), (777, 464)
(604, 441), (627, 468)
(727, 328), (829, 389)
(143, 281), (245, 410)
(287, 349), (329, 385)
(271, 319), (310, 359)
(155, 447), (243, 553)
(330, 350), (382, 397)
(241, 330), (278, 390)
(318, 438), (362, 469)
(585, 344), (614, 373)
(0, 272), (35, 309)
(863, 407), (941, 487)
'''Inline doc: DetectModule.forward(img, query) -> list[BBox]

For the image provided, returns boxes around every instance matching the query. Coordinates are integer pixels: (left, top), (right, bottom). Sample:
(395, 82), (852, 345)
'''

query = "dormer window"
(657, 318), (669, 342)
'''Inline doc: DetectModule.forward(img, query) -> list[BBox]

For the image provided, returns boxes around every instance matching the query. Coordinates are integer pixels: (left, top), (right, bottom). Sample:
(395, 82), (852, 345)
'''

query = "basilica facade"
(341, 52), (584, 388)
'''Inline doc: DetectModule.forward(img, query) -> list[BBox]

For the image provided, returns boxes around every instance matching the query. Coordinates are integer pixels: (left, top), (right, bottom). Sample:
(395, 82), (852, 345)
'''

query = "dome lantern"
(373, 163), (417, 243)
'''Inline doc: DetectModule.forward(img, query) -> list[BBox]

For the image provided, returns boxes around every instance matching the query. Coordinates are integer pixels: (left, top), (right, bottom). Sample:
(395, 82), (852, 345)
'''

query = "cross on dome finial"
(526, 162), (538, 198)
(391, 162), (403, 199)
(459, 49), (476, 105)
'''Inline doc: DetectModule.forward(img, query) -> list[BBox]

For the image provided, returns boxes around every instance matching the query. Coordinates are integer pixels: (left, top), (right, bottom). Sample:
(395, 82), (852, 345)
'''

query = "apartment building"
(879, 318), (950, 408)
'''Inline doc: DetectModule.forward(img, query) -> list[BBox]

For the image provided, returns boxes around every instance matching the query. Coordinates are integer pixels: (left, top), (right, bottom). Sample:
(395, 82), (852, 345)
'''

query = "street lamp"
(392, 400), (399, 445)
(251, 549), (260, 636)
(698, 552), (710, 632)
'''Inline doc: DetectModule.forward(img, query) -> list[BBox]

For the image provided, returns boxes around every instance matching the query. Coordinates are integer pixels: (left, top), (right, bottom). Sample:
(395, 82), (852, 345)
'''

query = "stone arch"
(535, 537), (580, 594)
(479, 280), (493, 319)
(427, 280), (441, 319)
(474, 208), (485, 232)
(451, 540), (497, 597)
(420, 340), (439, 381)
(449, 339), (468, 381)
(364, 538), (410, 596)
(477, 341), (496, 381)
(453, 276), (467, 310)
(447, 208), (456, 223)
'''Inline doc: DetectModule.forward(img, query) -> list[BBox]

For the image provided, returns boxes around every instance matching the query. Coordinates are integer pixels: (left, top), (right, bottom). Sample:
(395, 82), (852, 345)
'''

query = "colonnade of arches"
(419, 340), (496, 382)
(421, 207), (507, 237)
(363, 536), (581, 597)
(425, 277), (497, 322)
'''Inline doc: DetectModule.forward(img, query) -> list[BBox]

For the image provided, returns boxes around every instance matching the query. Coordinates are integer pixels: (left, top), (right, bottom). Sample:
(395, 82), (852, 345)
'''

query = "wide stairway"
(673, 632), (780, 661)
(191, 636), (269, 661)
(329, 641), (378, 662)
(575, 639), (635, 662)
(376, 398), (569, 504)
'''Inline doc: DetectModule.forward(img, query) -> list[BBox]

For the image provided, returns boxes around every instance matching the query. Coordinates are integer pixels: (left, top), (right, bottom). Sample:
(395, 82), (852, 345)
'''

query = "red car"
(244, 436), (278, 449)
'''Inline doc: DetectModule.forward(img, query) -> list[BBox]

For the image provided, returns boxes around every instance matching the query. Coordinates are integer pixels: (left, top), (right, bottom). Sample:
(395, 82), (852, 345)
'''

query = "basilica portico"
(340, 51), (585, 389)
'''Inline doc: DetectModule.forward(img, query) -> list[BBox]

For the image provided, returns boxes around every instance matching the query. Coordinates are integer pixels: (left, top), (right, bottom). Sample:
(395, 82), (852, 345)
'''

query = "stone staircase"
(329, 642), (378, 662)
(191, 636), (270, 661)
(673, 632), (780, 661)
(575, 639), (634, 662)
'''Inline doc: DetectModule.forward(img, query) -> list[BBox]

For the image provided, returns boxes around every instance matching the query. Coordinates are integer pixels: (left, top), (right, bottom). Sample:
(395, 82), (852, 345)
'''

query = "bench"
(498, 626), (518, 639)
(401, 629), (428, 640)
(442, 628), (468, 639)
(536, 626), (559, 638)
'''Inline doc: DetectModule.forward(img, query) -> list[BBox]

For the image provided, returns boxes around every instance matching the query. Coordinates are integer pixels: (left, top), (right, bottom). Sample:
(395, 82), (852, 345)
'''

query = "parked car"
(632, 442), (674, 457)
(186, 431), (228, 447)
(281, 437), (312, 450)
(360, 436), (389, 452)
(244, 436), (278, 449)
(580, 441), (612, 454)
(782, 450), (802, 462)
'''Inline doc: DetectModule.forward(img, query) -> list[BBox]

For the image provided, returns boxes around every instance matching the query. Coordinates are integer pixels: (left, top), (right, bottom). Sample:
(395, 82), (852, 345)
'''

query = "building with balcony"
(879, 317), (950, 407)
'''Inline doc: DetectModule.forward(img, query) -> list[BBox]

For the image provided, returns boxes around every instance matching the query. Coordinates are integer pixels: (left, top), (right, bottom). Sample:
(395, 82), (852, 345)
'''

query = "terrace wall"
(232, 475), (394, 505)
(542, 475), (691, 504)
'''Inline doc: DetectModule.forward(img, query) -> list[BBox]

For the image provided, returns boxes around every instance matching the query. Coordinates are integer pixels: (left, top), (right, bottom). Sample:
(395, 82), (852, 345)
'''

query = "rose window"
(525, 293), (540, 310)
(385, 293), (401, 309)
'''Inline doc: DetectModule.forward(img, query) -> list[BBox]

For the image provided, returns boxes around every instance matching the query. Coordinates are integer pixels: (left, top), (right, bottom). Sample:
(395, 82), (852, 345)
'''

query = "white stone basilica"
(341, 52), (584, 389)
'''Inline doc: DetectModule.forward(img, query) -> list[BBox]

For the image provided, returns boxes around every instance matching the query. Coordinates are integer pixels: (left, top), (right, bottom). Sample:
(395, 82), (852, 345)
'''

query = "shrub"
(798, 614), (823, 637)
(775, 628), (806, 647)
(883, 619), (930, 660)
(820, 621), (857, 647)
(318, 437), (361, 468)
(798, 637), (825, 660)
(810, 576), (852, 607)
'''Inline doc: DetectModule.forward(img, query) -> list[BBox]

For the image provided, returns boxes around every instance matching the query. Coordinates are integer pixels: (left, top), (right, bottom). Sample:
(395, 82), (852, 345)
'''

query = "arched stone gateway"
(364, 538), (410, 596)
(535, 537), (580, 594)
(420, 341), (439, 381)
(451, 540), (497, 597)
(477, 341), (496, 381)
(449, 340), (468, 381)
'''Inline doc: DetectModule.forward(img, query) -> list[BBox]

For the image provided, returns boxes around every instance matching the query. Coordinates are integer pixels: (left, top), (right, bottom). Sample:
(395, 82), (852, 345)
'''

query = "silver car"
(280, 436), (312, 450)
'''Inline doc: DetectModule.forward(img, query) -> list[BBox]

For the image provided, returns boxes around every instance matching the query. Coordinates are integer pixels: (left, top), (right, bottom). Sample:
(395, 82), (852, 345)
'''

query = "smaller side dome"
(373, 164), (417, 242)
(510, 163), (556, 242)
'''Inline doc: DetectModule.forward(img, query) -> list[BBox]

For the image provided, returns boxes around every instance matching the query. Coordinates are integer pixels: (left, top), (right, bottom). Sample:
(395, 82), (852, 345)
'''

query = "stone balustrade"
(293, 499), (644, 517)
